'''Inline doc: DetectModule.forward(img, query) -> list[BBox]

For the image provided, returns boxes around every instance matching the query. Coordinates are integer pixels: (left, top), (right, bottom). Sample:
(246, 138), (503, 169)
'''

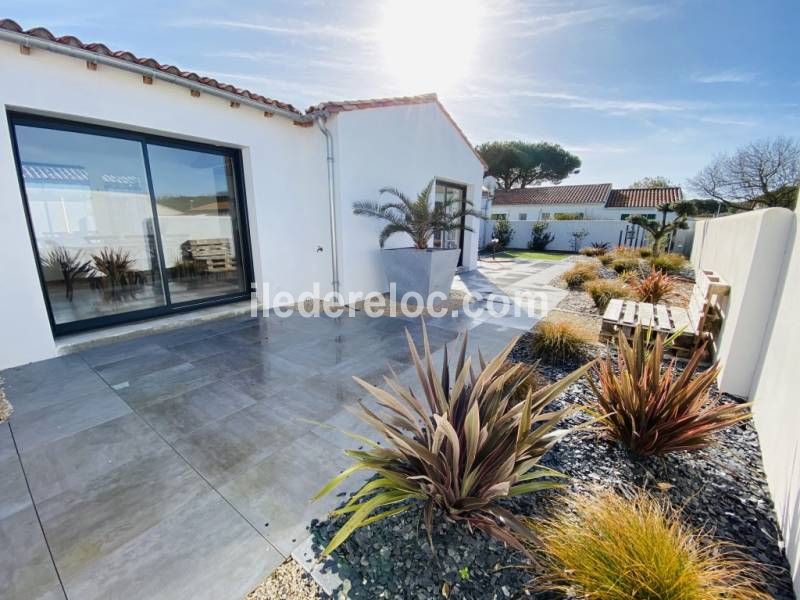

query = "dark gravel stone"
(310, 340), (795, 599)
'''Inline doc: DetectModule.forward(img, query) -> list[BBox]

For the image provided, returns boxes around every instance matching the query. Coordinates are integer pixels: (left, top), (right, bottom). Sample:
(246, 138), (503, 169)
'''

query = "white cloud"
(504, 1), (671, 37)
(691, 70), (756, 84)
(170, 17), (375, 43)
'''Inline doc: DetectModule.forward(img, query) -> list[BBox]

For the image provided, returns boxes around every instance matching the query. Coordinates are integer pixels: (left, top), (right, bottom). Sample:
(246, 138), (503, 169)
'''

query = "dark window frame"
(8, 111), (255, 336)
(434, 179), (468, 267)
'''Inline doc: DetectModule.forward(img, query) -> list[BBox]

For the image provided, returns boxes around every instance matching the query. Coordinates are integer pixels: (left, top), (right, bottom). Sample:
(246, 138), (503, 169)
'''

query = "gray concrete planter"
(381, 247), (460, 302)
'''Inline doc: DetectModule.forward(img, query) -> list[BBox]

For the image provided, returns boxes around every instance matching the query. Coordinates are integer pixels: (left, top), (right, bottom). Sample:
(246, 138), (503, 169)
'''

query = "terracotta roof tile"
(307, 93), (488, 169)
(0, 18), (301, 115)
(2, 18), (488, 168)
(606, 187), (682, 208)
(494, 183), (612, 206)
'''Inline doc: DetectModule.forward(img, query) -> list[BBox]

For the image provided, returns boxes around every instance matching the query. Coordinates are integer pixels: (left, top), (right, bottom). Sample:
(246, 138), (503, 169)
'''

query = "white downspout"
(315, 115), (341, 297)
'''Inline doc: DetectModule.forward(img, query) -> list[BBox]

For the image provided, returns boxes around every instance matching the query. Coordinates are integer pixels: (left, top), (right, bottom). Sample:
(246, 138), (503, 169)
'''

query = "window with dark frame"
(9, 112), (253, 335)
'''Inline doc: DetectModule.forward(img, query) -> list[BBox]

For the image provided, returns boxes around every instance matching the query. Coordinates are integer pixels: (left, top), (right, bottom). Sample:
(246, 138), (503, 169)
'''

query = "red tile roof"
(0, 18), (301, 115)
(307, 94), (439, 114)
(307, 93), (488, 169)
(606, 187), (682, 208)
(2, 19), (487, 169)
(493, 183), (612, 206)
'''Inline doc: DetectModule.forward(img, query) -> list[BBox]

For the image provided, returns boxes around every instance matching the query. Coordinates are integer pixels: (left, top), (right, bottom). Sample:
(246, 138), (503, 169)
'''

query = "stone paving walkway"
(0, 258), (569, 600)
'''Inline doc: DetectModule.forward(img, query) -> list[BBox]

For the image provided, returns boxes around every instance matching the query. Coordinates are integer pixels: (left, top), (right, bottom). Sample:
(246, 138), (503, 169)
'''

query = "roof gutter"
(315, 114), (341, 297)
(0, 28), (306, 122)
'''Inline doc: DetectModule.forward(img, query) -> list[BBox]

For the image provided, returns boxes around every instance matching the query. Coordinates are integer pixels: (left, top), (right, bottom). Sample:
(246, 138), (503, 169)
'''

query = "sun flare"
(377, 0), (483, 94)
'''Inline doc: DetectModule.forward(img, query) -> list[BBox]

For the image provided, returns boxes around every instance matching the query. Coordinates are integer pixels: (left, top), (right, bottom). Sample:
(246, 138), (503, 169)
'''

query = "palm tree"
(353, 179), (482, 249)
(628, 201), (696, 256)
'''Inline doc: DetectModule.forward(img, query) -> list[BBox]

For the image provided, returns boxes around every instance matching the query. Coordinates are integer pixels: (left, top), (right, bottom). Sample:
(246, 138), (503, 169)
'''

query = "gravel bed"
(309, 341), (795, 599)
(247, 559), (328, 600)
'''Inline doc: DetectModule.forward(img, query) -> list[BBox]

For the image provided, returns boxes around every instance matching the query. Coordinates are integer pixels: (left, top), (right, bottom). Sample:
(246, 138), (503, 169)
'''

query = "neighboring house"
(491, 183), (682, 222)
(0, 19), (485, 369)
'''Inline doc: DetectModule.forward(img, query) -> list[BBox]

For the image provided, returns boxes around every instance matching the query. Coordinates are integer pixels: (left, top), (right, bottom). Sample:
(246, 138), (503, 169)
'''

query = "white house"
(0, 19), (486, 369)
(489, 183), (682, 222)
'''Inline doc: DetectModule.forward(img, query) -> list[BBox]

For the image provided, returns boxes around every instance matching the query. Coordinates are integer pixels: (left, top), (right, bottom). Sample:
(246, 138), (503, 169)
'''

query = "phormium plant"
(635, 268), (676, 304)
(588, 326), (751, 455)
(314, 323), (593, 556)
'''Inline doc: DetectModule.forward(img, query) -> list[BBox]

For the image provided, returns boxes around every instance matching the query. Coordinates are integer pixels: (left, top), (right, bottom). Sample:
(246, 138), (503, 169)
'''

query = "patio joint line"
(77, 353), (289, 560)
(7, 421), (70, 600)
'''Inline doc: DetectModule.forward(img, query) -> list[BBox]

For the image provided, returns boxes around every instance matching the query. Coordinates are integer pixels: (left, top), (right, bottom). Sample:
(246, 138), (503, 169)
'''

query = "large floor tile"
(79, 337), (164, 369)
(0, 422), (16, 462)
(3, 369), (110, 417)
(10, 389), (131, 454)
(219, 431), (359, 555)
(136, 380), (257, 442)
(171, 401), (304, 487)
(222, 354), (309, 401)
(167, 332), (251, 361)
(61, 491), (280, 600)
(38, 444), (210, 583)
(0, 504), (65, 600)
(19, 413), (170, 504)
(94, 347), (185, 386)
(112, 362), (217, 409)
(0, 453), (33, 522)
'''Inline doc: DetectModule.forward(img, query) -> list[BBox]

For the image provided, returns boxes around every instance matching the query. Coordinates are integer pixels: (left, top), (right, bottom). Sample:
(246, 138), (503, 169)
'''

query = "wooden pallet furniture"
(600, 269), (730, 360)
(180, 238), (237, 274)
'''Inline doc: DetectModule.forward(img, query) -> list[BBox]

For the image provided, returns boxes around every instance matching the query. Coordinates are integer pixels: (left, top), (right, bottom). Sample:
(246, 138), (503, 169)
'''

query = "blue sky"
(6, 0), (798, 191)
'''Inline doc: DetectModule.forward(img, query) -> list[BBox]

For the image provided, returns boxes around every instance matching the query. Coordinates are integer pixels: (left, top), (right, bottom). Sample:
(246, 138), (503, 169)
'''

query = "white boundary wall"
(691, 207), (799, 593)
(502, 219), (649, 252)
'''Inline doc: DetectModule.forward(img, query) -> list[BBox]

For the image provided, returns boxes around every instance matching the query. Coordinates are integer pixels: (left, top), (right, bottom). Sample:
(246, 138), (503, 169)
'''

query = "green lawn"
(494, 249), (572, 261)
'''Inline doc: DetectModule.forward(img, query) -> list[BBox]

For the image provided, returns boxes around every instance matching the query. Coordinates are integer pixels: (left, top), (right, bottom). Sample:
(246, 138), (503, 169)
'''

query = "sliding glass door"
(11, 113), (251, 335)
(147, 144), (246, 304)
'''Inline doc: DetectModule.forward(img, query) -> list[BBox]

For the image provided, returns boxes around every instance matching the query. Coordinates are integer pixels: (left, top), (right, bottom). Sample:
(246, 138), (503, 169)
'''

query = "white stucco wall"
(690, 207), (800, 594)
(328, 102), (484, 298)
(0, 40), (484, 369)
(501, 219), (651, 252)
(690, 209), (794, 397)
(491, 203), (672, 222)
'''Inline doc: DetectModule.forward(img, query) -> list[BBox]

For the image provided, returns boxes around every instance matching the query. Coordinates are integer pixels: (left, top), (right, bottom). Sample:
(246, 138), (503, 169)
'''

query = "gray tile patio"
(0, 258), (568, 600)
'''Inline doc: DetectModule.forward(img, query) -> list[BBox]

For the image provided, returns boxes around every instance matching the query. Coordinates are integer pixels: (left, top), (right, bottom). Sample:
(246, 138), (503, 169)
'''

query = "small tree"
(569, 228), (589, 252)
(492, 218), (512, 249)
(628, 202), (696, 256)
(689, 137), (800, 211)
(630, 176), (674, 189)
(528, 221), (554, 250)
(353, 180), (481, 249)
(477, 141), (581, 190)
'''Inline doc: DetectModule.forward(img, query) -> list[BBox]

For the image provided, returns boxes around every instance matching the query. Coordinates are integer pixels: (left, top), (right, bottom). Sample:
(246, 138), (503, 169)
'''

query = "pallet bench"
(600, 269), (730, 360)
(180, 239), (238, 274)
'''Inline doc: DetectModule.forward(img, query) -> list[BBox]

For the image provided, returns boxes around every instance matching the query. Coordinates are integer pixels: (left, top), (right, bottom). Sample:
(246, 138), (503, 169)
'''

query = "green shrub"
(528, 320), (591, 365)
(649, 252), (687, 274)
(530, 489), (769, 599)
(562, 263), (599, 290)
(610, 256), (641, 273)
(528, 221), (554, 251)
(492, 219), (512, 249)
(588, 326), (751, 455)
(313, 323), (593, 556)
(584, 279), (631, 311)
(553, 212), (583, 220)
(638, 247), (652, 258)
